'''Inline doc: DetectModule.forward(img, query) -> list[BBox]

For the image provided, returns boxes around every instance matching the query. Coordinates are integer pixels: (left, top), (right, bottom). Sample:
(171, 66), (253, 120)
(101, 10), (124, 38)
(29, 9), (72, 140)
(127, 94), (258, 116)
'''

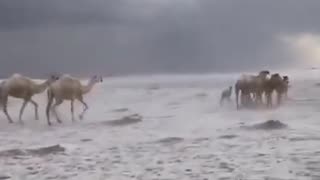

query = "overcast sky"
(0, 0), (320, 77)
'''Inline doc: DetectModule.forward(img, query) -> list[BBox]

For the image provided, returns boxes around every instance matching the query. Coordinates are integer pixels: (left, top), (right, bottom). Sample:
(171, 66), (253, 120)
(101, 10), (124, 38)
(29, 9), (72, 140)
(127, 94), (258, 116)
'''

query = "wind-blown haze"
(1, 0), (320, 77)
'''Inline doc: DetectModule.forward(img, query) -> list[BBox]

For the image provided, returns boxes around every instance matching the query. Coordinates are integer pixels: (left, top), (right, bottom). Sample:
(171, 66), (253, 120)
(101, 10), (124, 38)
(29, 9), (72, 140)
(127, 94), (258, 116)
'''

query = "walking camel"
(0, 73), (59, 123)
(46, 74), (103, 126)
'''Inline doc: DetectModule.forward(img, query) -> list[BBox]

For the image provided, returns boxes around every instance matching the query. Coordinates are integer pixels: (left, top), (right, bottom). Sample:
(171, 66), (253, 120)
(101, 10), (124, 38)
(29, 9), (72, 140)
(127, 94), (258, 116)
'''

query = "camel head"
(271, 73), (280, 78)
(47, 74), (60, 84)
(47, 71), (61, 80)
(258, 70), (270, 79)
(45, 72), (60, 82)
(259, 70), (270, 74)
(50, 74), (60, 80)
(270, 73), (283, 82)
(283, 76), (289, 83)
(90, 75), (103, 84)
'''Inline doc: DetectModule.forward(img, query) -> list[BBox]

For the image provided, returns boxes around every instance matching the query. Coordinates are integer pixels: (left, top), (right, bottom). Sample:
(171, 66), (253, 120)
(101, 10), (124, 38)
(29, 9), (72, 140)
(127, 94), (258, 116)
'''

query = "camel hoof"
(79, 115), (83, 120)
(8, 121), (13, 124)
(35, 117), (39, 121)
(57, 120), (62, 124)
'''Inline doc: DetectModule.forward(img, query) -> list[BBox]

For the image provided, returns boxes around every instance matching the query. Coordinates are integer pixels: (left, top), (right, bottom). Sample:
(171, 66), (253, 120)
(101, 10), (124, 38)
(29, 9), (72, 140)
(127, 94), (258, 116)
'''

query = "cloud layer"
(0, 0), (320, 77)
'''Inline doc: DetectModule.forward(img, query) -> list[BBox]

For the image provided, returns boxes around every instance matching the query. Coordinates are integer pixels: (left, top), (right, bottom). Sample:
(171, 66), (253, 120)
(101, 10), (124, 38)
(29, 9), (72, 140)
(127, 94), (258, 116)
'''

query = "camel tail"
(46, 89), (54, 125)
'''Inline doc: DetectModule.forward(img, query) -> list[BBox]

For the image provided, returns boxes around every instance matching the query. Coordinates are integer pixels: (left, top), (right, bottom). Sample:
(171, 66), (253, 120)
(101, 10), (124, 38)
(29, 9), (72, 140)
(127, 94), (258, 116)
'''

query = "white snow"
(0, 70), (320, 179)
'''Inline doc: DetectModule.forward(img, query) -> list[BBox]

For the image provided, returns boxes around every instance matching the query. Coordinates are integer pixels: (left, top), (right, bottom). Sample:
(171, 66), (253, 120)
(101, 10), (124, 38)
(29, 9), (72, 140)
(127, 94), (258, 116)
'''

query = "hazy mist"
(1, 0), (320, 77)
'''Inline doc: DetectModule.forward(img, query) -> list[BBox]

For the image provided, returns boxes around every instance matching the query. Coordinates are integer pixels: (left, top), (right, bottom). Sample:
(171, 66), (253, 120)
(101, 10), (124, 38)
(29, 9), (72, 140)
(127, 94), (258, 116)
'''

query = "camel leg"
(241, 93), (246, 107)
(2, 95), (13, 123)
(235, 86), (240, 110)
(29, 99), (39, 120)
(78, 98), (88, 120)
(52, 99), (63, 124)
(245, 94), (251, 107)
(276, 91), (282, 106)
(266, 93), (270, 107)
(284, 91), (288, 100)
(261, 91), (266, 105)
(285, 92), (288, 100)
(256, 92), (262, 105)
(220, 97), (224, 106)
(249, 94), (253, 107)
(266, 92), (272, 108)
(46, 91), (54, 126)
(19, 99), (29, 124)
(252, 93), (256, 104)
(71, 100), (75, 122)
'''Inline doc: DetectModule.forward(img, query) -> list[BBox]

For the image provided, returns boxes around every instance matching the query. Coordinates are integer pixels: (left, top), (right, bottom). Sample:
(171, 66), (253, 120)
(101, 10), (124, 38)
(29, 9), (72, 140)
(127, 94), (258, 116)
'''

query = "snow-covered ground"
(0, 70), (320, 179)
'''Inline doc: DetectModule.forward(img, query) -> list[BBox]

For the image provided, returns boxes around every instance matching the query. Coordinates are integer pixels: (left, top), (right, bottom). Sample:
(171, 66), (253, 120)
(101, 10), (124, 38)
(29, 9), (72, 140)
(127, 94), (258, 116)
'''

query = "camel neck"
(34, 79), (49, 94)
(81, 80), (96, 94)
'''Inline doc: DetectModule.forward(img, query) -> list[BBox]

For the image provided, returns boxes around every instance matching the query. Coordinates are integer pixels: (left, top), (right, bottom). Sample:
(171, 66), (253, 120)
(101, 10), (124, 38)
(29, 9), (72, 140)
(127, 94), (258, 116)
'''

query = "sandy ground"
(0, 70), (320, 179)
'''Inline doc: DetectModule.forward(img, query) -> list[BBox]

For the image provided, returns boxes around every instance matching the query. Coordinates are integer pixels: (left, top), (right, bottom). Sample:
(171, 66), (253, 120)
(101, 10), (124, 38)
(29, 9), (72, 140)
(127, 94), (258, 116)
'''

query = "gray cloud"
(0, 0), (320, 77)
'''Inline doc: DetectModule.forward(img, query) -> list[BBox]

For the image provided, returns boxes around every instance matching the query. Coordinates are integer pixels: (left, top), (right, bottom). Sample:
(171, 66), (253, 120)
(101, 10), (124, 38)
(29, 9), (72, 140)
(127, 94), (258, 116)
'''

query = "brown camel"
(265, 73), (287, 107)
(235, 70), (270, 109)
(235, 75), (252, 109)
(0, 73), (59, 124)
(46, 74), (103, 126)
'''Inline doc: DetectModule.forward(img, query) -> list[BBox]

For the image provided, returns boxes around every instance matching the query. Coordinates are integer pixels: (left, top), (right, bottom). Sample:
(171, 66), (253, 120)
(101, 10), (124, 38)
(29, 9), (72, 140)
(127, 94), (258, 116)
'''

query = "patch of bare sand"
(104, 114), (142, 126)
(242, 120), (288, 130)
(0, 144), (65, 157)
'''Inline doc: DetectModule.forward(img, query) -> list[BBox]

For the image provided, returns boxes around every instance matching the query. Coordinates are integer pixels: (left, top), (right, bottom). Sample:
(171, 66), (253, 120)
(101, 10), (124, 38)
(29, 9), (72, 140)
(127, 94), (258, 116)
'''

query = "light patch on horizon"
(281, 33), (320, 67)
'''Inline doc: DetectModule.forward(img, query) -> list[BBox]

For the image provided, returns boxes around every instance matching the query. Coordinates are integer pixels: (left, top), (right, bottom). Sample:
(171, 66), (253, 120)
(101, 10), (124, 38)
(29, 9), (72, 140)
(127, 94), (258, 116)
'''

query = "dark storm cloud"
(0, 0), (320, 77)
(0, 0), (122, 29)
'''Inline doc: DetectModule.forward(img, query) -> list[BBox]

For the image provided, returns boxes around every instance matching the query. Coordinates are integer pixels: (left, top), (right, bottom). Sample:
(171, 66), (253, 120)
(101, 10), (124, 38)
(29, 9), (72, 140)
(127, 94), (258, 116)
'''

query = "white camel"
(46, 74), (103, 126)
(0, 73), (59, 123)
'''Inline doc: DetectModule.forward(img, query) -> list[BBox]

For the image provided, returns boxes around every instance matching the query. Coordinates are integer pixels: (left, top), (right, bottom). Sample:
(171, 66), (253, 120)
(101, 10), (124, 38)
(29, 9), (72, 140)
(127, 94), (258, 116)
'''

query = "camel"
(220, 86), (232, 106)
(265, 73), (287, 107)
(0, 73), (59, 123)
(235, 70), (270, 109)
(46, 74), (103, 126)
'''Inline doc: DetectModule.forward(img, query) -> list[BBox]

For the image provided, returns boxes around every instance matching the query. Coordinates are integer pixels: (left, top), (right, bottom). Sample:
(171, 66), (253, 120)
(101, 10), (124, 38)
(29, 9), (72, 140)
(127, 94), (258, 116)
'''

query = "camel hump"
(259, 70), (270, 75)
(7, 73), (31, 83)
(240, 74), (254, 82)
(58, 74), (80, 88)
(59, 74), (76, 82)
(11, 73), (22, 78)
(272, 73), (280, 77)
(60, 74), (72, 79)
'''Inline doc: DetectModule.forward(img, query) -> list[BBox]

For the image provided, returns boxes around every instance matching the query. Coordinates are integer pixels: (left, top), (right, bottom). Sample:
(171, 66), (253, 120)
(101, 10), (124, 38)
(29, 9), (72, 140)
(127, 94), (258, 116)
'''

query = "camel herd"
(232, 70), (289, 109)
(0, 71), (289, 126)
(0, 73), (103, 126)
